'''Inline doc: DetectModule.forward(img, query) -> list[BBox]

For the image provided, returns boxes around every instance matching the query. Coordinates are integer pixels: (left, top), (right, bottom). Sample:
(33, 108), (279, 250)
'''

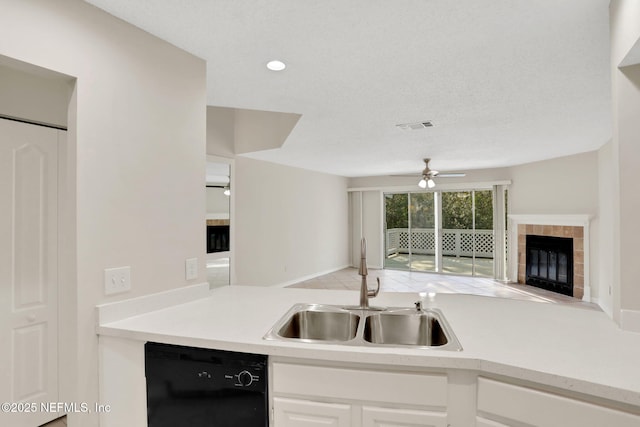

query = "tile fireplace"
(508, 215), (591, 301)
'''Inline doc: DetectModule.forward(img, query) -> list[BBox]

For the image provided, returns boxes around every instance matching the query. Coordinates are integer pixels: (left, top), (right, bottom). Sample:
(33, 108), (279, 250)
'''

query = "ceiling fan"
(403, 158), (466, 189)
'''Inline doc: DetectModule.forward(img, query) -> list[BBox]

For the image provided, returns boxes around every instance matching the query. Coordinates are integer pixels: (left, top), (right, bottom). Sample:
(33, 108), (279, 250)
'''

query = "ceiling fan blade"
(435, 173), (466, 178)
(390, 172), (466, 178)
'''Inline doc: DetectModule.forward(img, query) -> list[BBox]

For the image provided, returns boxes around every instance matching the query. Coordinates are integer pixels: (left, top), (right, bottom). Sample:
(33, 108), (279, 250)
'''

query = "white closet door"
(0, 119), (60, 427)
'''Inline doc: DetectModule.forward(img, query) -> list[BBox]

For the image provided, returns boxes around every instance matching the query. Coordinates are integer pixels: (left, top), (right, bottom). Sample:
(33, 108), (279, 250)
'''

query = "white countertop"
(97, 286), (640, 407)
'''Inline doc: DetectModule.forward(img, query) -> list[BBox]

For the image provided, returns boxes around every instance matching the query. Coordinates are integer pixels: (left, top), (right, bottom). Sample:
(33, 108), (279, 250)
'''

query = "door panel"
(384, 193), (409, 270)
(274, 397), (351, 427)
(0, 119), (59, 427)
(473, 190), (495, 278)
(362, 406), (446, 427)
(441, 191), (473, 275)
(409, 192), (436, 272)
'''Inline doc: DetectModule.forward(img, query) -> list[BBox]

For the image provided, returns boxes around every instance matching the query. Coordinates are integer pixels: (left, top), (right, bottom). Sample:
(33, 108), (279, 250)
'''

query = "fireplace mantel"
(507, 214), (593, 302)
(508, 214), (592, 227)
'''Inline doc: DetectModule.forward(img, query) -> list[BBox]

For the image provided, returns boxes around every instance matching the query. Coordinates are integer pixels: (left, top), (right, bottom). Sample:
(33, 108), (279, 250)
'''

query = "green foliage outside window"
(385, 190), (493, 230)
(385, 193), (408, 229)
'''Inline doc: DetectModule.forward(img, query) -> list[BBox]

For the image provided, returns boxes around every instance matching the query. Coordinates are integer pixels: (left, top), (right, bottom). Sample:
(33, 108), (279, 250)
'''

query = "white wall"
(234, 108), (301, 154)
(508, 151), (598, 216)
(0, 2), (206, 426)
(235, 157), (349, 286)
(206, 105), (302, 157)
(597, 141), (615, 316)
(207, 106), (235, 157)
(0, 61), (72, 128)
(611, 0), (640, 330)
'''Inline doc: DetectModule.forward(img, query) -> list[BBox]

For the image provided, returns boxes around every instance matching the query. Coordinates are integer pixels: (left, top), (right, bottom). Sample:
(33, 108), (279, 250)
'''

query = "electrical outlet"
(104, 266), (131, 295)
(185, 258), (198, 280)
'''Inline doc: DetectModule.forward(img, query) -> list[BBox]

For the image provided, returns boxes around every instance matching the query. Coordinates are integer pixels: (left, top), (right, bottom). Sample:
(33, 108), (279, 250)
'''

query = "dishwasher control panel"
(145, 342), (268, 427)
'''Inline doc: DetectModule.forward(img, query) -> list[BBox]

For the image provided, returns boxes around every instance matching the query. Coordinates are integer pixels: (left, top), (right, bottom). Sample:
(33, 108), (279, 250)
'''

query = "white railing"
(386, 228), (494, 258)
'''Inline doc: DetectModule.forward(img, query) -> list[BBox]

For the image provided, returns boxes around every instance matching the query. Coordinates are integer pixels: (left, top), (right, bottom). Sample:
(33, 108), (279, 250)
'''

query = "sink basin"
(363, 310), (448, 347)
(264, 304), (462, 351)
(268, 304), (360, 342)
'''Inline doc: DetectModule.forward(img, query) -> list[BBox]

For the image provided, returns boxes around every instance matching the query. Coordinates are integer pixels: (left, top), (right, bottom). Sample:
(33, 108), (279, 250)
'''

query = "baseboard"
(270, 265), (352, 288)
(96, 282), (210, 325)
(621, 309), (640, 333)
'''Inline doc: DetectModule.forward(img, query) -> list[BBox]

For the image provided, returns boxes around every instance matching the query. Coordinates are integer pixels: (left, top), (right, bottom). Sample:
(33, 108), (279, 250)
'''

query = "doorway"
(384, 189), (496, 278)
(206, 155), (233, 288)
(0, 57), (73, 427)
(0, 119), (63, 427)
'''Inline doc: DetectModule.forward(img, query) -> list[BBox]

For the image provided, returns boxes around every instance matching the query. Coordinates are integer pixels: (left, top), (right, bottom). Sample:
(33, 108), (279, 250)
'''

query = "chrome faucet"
(358, 237), (380, 309)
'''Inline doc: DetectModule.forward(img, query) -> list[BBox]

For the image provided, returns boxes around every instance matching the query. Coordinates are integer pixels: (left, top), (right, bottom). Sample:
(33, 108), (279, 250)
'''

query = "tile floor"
(288, 267), (600, 310)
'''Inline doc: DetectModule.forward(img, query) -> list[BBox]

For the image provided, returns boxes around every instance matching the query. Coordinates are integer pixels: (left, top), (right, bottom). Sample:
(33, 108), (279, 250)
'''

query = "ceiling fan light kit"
(392, 158), (466, 188)
(418, 177), (435, 189)
(414, 158), (465, 189)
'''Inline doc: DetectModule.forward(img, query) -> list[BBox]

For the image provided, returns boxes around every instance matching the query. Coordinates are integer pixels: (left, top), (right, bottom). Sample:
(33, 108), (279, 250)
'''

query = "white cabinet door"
(476, 417), (510, 427)
(362, 406), (447, 427)
(274, 397), (351, 427)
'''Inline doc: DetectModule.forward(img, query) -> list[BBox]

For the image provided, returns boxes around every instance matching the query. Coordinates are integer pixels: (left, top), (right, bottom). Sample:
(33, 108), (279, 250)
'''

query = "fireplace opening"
(525, 235), (573, 296)
(207, 225), (229, 253)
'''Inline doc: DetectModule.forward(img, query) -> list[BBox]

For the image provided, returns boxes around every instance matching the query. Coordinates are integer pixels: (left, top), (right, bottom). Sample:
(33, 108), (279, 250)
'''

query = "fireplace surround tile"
(516, 224), (585, 300)
(509, 214), (592, 302)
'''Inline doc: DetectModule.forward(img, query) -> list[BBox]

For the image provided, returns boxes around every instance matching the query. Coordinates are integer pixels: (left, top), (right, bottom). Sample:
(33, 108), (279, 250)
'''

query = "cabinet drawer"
(362, 406), (447, 427)
(274, 397), (351, 427)
(477, 377), (640, 427)
(273, 363), (447, 408)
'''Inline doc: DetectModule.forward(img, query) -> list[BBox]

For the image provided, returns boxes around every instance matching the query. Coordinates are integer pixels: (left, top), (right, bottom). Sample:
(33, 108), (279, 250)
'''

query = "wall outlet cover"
(185, 258), (198, 280)
(104, 266), (131, 295)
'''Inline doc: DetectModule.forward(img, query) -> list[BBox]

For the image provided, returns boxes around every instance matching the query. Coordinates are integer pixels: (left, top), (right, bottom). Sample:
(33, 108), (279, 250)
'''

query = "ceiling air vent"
(396, 121), (433, 130)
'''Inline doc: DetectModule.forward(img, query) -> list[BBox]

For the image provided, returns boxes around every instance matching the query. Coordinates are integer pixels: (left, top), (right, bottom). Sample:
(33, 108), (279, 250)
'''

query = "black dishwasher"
(145, 342), (268, 427)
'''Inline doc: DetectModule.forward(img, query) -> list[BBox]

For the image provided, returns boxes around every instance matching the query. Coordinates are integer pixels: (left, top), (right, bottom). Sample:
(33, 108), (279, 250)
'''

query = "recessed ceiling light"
(266, 60), (286, 71)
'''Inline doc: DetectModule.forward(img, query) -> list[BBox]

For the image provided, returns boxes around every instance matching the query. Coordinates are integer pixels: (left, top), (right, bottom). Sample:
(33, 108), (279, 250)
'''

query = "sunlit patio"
(384, 253), (494, 277)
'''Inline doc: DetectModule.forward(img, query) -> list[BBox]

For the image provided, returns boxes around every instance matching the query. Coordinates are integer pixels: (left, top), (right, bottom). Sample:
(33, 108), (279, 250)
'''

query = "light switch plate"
(104, 266), (131, 295)
(185, 258), (198, 280)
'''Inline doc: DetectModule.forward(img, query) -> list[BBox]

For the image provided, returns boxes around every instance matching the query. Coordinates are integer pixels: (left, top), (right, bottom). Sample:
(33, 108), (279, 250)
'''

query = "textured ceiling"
(84, 0), (612, 177)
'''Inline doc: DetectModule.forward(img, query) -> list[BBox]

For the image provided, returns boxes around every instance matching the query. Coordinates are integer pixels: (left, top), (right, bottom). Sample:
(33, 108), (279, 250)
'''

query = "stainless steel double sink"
(264, 303), (462, 351)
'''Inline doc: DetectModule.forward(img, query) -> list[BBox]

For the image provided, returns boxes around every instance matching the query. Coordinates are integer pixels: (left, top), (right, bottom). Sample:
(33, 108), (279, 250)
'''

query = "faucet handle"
(414, 300), (423, 311)
(368, 277), (381, 298)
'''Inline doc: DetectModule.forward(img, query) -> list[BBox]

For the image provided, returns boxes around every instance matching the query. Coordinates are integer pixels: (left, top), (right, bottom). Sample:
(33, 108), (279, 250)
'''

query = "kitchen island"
(97, 285), (640, 426)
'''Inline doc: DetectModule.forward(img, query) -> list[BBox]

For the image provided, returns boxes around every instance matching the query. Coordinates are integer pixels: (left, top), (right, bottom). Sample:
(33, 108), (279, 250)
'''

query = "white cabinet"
(362, 406), (447, 427)
(273, 398), (448, 427)
(477, 377), (640, 427)
(274, 398), (351, 427)
(271, 362), (448, 427)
